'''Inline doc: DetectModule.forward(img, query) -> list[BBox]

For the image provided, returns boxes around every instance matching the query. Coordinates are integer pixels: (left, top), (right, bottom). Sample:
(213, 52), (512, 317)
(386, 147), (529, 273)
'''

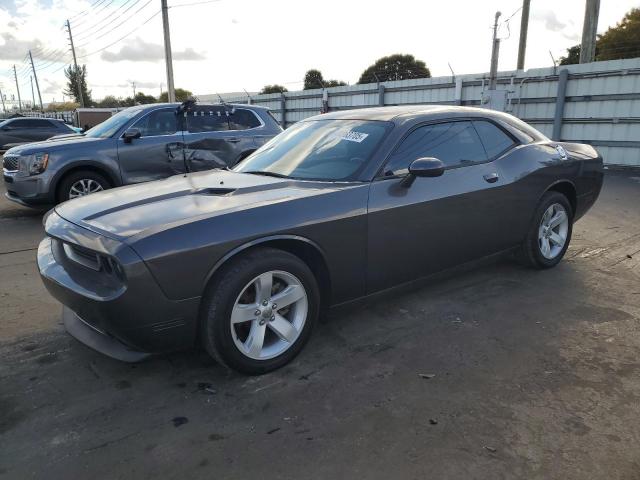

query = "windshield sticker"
(340, 131), (369, 143)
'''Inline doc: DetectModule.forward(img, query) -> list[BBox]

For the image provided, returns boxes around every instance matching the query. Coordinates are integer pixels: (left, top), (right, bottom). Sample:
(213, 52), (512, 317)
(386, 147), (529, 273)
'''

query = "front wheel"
(57, 170), (110, 203)
(200, 248), (320, 375)
(519, 191), (573, 269)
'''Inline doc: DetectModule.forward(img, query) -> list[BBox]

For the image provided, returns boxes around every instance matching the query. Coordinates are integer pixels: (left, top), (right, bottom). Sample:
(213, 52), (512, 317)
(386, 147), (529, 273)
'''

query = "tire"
(519, 191), (573, 269)
(57, 170), (110, 203)
(200, 247), (320, 375)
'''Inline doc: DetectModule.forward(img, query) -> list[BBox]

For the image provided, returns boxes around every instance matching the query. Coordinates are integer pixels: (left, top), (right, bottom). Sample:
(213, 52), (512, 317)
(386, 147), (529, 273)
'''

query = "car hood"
(6, 135), (105, 155)
(54, 170), (353, 241)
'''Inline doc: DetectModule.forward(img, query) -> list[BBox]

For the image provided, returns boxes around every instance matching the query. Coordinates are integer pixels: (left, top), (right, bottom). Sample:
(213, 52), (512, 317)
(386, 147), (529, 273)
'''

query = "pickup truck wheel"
(201, 247), (320, 375)
(57, 170), (110, 203)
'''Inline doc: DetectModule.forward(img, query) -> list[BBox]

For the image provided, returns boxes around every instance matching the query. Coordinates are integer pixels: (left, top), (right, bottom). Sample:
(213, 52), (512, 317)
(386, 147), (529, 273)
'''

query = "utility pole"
(28, 50), (43, 111)
(30, 76), (35, 110)
(65, 19), (85, 107)
(161, 0), (176, 102)
(13, 65), (23, 111)
(579, 0), (600, 63)
(489, 11), (502, 90)
(516, 0), (531, 70)
(0, 87), (6, 113)
(131, 81), (136, 98)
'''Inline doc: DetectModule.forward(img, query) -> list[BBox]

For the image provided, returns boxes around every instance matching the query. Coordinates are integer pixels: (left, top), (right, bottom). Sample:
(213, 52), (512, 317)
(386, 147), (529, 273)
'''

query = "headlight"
(28, 153), (49, 175)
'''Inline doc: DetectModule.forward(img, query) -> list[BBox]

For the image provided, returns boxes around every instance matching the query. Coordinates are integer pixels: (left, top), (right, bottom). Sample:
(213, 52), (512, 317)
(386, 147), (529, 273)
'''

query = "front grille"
(3, 155), (19, 171)
(63, 243), (101, 271)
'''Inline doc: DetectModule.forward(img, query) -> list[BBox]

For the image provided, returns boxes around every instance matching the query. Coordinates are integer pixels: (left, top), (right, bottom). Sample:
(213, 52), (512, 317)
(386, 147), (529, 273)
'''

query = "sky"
(0, 0), (637, 104)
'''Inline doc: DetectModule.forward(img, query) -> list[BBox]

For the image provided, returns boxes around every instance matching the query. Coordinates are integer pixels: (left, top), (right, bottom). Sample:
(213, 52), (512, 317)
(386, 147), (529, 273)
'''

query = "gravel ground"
(0, 171), (639, 480)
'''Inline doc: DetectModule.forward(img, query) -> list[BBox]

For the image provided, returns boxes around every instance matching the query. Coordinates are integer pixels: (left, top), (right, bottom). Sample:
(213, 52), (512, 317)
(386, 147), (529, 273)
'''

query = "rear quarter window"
(472, 120), (515, 158)
(228, 109), (262, 130)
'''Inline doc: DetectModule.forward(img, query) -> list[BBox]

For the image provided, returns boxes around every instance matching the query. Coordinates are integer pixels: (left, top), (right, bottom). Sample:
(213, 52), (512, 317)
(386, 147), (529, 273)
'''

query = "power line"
(77, 9), (161, 58)
(170, 0), (221, 8)
(70, 0), (110, 25)
(74, 0), (136, 41)
(74, 0), (115, 28)
(75, 0), (156, 48)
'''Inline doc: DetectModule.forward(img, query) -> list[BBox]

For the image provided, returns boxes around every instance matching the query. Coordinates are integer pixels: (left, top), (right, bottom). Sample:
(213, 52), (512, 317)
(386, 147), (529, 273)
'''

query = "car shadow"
(6, 252), (635, 478)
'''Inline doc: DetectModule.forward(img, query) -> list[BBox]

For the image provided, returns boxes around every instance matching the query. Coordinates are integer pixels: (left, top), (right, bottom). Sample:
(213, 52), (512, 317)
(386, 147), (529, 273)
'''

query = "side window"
(384, 121), (487, 175)
(228, 109), (261, 130)
(472, 120), (515, 158)
(134, 109), (177, 137)
(37, 119), (55, 128)
(186, 107), (229, 133)
(9, 119), (30, 128)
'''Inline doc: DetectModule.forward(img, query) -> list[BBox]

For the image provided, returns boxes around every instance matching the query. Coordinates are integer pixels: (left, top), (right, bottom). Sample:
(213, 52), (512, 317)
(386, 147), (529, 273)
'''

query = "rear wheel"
(519, 191), (573, 269)
(201, 248), (320, 374)
(57, 170), (110, 203)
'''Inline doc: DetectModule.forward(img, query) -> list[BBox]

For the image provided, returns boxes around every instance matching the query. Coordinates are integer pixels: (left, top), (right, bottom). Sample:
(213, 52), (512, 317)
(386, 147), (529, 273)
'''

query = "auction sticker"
(340, 131), (369, 143)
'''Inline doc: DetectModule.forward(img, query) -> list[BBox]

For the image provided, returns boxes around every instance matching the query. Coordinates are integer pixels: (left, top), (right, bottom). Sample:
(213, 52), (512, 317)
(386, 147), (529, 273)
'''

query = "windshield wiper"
(243, 171), (290, 179)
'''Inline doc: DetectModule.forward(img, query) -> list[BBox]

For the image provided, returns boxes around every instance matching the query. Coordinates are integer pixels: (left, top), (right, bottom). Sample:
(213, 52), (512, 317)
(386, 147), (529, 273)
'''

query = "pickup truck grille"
(3, 155), (19, 171)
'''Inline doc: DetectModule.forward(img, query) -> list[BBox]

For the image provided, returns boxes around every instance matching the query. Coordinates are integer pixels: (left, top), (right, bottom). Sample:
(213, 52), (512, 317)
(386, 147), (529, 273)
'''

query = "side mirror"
(122, 128), (142, 143)
(401, 157), (445, 187)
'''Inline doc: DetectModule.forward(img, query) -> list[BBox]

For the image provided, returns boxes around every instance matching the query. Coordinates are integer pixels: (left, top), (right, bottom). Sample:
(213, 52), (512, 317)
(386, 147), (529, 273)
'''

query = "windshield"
(234, 119), (391, 181)
(84, 108), (142, 138)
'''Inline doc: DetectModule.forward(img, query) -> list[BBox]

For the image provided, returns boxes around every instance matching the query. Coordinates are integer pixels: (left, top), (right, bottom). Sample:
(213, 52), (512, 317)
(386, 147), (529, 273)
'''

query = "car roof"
(133, 102), (270, 112)
(6, 117), (62, 122)
(304, 105), (517, 123)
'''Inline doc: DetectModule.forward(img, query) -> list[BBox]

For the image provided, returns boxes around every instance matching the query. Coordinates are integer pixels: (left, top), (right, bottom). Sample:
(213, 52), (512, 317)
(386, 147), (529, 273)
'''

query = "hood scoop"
(191, 187), (236, 196)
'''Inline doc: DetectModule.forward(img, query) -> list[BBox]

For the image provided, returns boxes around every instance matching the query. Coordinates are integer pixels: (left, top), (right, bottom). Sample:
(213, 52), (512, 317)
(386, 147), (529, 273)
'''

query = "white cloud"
(100, 37), (205, 62)
(0, 0), (638, 102)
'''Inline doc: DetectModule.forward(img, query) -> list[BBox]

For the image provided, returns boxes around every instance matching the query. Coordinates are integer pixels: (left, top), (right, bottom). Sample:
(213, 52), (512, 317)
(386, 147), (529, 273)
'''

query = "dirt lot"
(1, 171), (639, 480)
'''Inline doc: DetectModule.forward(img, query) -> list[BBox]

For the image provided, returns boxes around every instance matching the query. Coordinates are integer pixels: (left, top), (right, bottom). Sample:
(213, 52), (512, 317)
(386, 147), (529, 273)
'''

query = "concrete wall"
(224, 58), (640, 167)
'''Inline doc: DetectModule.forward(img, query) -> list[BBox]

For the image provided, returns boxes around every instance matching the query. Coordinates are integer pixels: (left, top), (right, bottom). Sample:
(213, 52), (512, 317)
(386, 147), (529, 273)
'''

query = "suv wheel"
(57, 170), (110, 203)
(201, 247), (320, 375)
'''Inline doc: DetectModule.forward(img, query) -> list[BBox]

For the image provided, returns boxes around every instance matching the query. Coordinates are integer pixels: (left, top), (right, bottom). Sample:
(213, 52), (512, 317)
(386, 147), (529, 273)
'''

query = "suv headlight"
(27, 153), (49, 175)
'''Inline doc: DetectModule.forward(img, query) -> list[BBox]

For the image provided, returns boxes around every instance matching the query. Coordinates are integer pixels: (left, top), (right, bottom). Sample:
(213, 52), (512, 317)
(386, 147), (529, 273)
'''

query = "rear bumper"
(37, 219), (202, 358)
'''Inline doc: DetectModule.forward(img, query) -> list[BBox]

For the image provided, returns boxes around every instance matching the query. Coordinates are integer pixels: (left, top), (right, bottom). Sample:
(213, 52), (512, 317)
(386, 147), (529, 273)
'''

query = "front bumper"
(37, 214), (202, 359)
(3, 169), (54, 206)
(63, 306), (150, 362)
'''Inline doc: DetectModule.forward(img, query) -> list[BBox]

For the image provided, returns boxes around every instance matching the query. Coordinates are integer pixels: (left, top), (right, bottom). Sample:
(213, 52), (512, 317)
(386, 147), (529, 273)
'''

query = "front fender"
(202, 234), (328, 288)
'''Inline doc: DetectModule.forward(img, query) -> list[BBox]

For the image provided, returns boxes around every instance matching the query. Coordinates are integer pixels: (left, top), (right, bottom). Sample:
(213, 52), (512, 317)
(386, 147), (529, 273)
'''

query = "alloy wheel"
(538, 203), (569, 259)
(230, 270), (308, 360)
(68, 179), (104, 199)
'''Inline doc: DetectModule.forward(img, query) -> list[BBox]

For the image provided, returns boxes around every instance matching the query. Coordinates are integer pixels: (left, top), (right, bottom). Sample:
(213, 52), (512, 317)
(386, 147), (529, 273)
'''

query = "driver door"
(366, 121), (507, 293)
(116, 108), (186, 184)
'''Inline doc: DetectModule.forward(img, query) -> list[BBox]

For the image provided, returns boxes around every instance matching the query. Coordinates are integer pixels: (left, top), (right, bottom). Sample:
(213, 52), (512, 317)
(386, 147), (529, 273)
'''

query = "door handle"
(227, 138), (241, 143)
(483, 172), (499, 183)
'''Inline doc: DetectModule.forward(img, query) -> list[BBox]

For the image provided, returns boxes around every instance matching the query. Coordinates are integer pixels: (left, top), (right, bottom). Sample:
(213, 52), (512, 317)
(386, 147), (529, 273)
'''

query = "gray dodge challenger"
(38, 106), (604, 374)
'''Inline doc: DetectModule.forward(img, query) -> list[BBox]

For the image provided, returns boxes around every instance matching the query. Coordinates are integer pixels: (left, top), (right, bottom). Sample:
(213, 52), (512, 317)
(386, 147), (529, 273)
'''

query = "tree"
(559, 45), (581, 65)
(45, 101), (79, 112)
(560, 8), (640, 65)
(260, 84), (288, 94)
(303, 69), (348, 89)
(95, 95), (121, 108)
(63, 64), (92, 105)
(357, 54), (431, 84)
(304, 69), (324, 90)
(134, 91), (157, 104)
(158, 88), (193, 102)
(596, 8), (640, 60)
